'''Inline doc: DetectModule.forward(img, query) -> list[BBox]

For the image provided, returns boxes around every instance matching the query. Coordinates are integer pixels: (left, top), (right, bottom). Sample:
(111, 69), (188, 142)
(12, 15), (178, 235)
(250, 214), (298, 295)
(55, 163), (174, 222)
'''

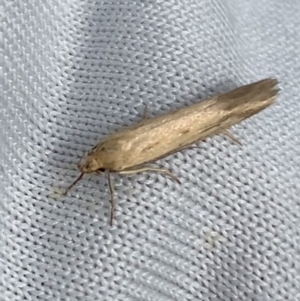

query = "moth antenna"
(63, 172), (84, 196)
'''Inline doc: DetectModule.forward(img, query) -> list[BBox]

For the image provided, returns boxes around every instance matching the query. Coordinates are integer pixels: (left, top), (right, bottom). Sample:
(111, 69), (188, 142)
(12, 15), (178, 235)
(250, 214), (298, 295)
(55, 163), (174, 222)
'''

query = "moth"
(64, 78), (279, 225)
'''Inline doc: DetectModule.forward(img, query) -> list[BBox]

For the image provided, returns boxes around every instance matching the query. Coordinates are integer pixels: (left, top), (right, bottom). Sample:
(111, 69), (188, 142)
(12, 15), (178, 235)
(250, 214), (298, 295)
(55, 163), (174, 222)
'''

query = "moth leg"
(223, 130), (242, 145)
(119, 166), (181, 184)
(107, 172), (115, 226)
(141, 105), (148, 120)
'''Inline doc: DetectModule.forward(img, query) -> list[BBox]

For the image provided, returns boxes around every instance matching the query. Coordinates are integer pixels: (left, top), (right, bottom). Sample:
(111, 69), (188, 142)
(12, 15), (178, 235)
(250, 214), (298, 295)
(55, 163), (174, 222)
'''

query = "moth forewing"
(64, 78), (279, 225)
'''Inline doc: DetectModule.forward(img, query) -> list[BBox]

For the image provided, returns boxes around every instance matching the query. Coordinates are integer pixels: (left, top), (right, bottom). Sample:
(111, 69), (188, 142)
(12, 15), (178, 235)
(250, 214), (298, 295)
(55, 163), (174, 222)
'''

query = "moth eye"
(98, 168), (105, 172)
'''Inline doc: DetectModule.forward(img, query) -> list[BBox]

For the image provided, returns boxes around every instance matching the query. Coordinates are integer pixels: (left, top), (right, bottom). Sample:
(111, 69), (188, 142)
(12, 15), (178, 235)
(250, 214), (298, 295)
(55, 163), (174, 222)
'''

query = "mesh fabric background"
(1, 1), (300, 301)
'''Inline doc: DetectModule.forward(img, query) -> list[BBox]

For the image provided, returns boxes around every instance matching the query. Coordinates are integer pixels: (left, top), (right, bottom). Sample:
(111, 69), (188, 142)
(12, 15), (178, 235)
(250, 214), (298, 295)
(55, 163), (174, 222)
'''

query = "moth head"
(63, 150), (105, 196)
(78, 151), (104, 173)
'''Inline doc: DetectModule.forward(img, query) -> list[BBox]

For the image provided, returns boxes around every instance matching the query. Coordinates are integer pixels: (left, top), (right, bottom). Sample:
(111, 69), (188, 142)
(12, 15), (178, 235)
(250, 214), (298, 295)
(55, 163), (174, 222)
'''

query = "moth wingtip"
(262, 77), (279, 88)
(261, 77), (280, 99)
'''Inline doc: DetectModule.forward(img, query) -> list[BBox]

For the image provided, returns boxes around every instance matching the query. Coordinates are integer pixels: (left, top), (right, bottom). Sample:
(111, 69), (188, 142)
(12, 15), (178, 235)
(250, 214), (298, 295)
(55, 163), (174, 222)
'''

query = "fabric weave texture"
(1, 1), (300, 300)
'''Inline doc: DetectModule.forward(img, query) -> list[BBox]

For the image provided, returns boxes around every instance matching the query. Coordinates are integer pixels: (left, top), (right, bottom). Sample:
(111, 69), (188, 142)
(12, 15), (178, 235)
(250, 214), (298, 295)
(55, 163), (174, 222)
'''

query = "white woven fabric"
(1, 1), (300, 300)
